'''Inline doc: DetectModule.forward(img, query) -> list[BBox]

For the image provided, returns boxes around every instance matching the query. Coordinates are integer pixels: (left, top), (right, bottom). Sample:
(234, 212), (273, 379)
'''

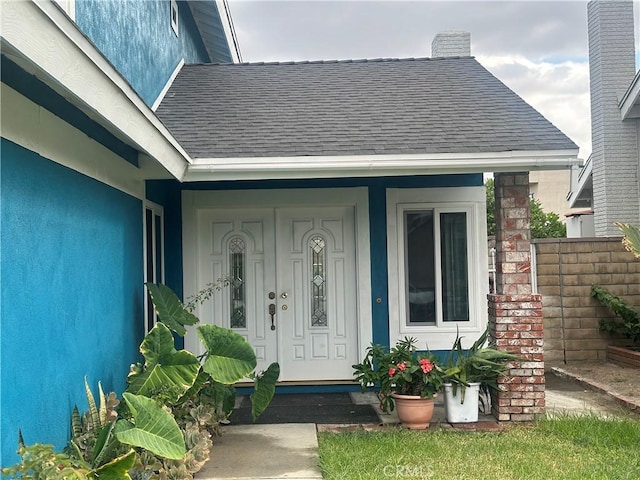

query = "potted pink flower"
(353, 337), (444, 429)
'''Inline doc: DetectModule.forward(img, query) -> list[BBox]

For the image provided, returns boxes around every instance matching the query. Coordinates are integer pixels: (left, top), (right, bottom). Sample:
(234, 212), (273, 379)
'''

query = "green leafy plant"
(592, 285), (640, 346)
(2, 431), (136, 480)
(146, 283), (280, 420)
(443, 327), (521, 402)
(590, 222), (640, 347)
(353, 337), (444, 414)
(125, 283), (280, 479)
(4, 281), (279, 480)
(615, 221), (640, 259)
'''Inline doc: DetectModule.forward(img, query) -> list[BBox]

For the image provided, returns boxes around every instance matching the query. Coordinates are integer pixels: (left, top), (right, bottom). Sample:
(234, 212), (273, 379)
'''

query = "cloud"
(478, 54), (591, 158)
(229, 0), (639, 159)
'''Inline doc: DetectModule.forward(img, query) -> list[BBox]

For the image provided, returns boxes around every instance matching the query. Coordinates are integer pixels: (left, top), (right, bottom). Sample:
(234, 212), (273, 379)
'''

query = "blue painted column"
(368, 185), (389, 347)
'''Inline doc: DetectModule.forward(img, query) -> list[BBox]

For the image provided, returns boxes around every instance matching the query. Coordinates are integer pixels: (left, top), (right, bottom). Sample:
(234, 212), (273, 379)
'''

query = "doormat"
(229, 393), (380, 425)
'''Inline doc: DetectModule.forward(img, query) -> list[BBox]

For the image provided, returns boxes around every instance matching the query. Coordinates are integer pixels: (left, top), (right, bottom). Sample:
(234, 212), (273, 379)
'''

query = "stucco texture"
(1, 140), (144, 465)
(76, 0), (210, 106)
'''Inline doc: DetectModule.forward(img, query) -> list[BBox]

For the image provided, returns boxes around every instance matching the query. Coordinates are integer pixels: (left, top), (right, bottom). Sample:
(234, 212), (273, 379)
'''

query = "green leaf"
(146, 283), (198, 336)
(175, 368), (208, 404)
(127, 323), (200, 404)
(84, 377), (100, 430)
(130, 351), (200, 403)
(92, 449), (136, 480)
(616, 222), (640, 258)
(139, 322), (176, 365)
(250, 363), (280, 421)
(91, 421), (116, 467)
(115, 393), (185, 460)
(198, 325), (257, 384)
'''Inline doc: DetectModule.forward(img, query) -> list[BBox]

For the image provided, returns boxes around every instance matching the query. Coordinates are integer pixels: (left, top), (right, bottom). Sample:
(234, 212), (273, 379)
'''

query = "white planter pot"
(443, 382), (480, 423)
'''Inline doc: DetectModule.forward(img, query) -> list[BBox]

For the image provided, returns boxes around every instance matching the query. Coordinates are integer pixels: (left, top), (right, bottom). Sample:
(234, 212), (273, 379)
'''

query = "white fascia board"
(184, 149), (580, 182)
(215, 0), (239, 63)
(1, 0), (191, 180)
(567, 154), (593, 208)
(152, 58), (184, 112)
(620, 70), (640, 120)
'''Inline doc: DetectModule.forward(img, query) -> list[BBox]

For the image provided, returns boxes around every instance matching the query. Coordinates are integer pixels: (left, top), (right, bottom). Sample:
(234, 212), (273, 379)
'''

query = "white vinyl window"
(144, 201), (165, 333)
(404, 208), (470, 326)
(170, 0), (179, 36)
(387, 187), (488, 350)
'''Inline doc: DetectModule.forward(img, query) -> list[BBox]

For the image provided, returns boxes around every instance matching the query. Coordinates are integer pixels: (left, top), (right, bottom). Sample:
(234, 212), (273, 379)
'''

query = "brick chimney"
(431, 31), (471, 57)
(588, 0), (639, 235)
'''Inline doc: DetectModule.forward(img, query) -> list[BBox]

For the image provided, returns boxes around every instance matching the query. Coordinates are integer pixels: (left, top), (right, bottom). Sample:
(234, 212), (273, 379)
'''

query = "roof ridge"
(184, 56), (476, 67)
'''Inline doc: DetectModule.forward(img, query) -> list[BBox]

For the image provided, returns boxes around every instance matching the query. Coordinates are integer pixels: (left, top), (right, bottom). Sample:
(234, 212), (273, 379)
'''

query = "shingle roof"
(156, 57), (577, 159)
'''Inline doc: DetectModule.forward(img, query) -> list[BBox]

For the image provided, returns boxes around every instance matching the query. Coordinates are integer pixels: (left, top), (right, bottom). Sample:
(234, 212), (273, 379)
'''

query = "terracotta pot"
(391, 393), (436, 429)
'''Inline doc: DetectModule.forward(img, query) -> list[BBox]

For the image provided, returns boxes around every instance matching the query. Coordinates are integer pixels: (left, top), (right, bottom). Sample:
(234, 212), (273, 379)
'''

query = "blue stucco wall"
(76, 0), (211, 106)
(0, 140), (144, 466)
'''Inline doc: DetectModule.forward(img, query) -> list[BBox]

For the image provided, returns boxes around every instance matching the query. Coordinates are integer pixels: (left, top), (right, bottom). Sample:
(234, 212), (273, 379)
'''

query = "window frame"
(386, 187), (488, 350)
(170, 0), (179, 37)
(143, 201), (165, 334)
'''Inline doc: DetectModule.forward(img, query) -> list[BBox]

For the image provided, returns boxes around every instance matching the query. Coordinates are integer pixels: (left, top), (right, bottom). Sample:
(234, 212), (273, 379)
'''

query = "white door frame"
(182, 188), (373, 378)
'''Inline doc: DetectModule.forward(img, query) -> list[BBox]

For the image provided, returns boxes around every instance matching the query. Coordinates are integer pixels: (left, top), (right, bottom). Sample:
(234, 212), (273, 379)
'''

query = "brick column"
(488, 294), (545, 421)
(494, 172), (532, 296)
(490, 172), (545, 421)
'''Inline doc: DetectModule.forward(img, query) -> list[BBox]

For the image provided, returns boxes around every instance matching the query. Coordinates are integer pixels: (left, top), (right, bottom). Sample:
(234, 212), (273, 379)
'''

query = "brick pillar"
(488, 294), (545, 421)
(489, 172), (545, 421)
(494, 172), (532, 295)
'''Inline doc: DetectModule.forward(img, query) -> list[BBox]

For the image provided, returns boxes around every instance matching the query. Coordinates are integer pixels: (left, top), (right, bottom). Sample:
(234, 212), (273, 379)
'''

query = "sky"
(228, 0), (640, 161)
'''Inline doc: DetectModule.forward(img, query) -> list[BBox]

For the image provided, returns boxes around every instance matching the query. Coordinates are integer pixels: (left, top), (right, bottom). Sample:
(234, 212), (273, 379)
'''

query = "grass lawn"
(317, 414), (640, 479)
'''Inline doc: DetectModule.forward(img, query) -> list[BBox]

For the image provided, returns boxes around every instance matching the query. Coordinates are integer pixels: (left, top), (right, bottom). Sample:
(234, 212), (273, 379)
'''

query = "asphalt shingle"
(156, 57), (577, 159)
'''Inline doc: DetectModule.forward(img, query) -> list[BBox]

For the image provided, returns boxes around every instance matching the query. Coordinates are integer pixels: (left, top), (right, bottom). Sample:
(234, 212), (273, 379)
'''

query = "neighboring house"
(568, 0), (640, 236)
(529, 170), (583, 221)
(1, 1), (577, 465)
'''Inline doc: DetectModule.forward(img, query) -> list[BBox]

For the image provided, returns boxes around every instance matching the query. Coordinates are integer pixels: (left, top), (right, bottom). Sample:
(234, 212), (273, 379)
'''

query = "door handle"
(268, 303), (276, 330)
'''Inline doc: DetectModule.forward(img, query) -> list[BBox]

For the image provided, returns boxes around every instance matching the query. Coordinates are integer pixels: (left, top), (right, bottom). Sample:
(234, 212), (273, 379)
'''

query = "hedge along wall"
(532, 237), (640, 364)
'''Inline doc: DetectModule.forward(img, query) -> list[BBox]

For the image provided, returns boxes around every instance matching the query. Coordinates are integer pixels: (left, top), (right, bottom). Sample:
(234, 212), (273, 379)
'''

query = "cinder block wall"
(533, 237), (639, 364)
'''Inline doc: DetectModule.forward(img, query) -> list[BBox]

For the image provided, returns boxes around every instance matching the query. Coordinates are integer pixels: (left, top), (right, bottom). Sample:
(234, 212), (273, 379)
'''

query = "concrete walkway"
(197, 423), (321, 480)
(197, 371), (639, 480)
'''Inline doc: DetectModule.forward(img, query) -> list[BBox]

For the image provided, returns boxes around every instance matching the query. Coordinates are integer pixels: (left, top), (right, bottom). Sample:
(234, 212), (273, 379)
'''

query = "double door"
(185, 205), (358, 381)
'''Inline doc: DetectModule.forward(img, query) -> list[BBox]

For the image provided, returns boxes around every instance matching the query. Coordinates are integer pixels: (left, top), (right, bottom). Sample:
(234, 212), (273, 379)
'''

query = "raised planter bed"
(606, 346), (640, 368)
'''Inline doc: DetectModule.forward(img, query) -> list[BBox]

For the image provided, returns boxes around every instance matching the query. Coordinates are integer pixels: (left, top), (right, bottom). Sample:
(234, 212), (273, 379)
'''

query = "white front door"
(185, 201), (359, 382)
(276, 207), (358, 381)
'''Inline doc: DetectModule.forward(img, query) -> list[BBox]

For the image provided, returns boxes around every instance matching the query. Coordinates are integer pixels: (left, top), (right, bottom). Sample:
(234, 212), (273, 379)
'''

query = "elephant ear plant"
(3, 282), (279, 480)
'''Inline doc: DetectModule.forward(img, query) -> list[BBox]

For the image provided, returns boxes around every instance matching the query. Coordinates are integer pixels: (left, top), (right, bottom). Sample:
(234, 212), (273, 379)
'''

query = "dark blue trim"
(145, 180), (184, 348)
(1, 55), (139, 166)
(182, 174), (482, 191)
(369, 186), (390, 347)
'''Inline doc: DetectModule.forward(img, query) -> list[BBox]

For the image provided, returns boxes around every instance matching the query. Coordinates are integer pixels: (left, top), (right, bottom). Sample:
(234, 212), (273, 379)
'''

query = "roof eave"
(567, 154), (593, 208)
(184, 149), (580, 182)
(1, 0), (192, 181)
(619, 69), (640, 120)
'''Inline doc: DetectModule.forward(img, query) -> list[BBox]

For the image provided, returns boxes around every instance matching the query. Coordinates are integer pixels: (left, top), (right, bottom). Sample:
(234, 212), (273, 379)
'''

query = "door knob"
(268, 303), (276, 330)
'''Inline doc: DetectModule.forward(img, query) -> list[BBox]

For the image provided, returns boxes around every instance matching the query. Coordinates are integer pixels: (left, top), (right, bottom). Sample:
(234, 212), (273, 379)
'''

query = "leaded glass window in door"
(229, 237), (246, 328)
(310, 236), (327, 327)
